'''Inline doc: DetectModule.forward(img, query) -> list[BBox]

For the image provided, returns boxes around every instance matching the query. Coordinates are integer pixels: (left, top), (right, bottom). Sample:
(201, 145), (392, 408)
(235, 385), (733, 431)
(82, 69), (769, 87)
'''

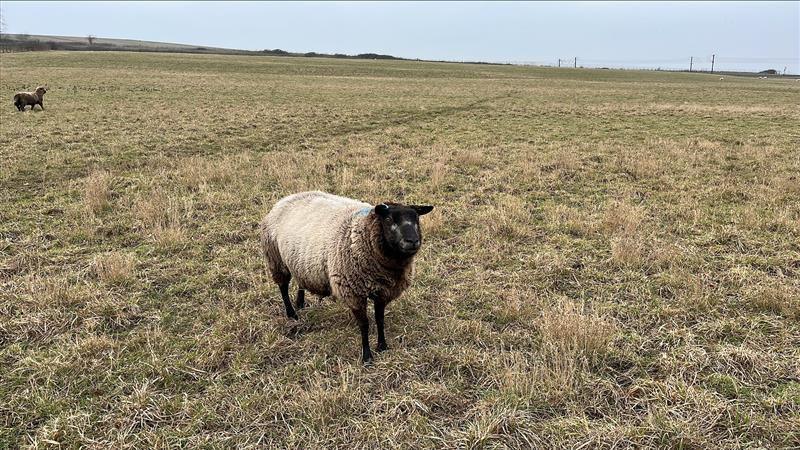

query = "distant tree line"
(0, 34), (58, 52)
(0, 34), (256, 54)
(261, 48), (403, 60)
(0, 34), (408, 61)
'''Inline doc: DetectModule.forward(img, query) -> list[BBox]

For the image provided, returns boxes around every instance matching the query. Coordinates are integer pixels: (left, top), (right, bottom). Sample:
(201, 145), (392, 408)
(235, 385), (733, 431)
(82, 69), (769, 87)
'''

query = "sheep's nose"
(400, 238), (420, 251)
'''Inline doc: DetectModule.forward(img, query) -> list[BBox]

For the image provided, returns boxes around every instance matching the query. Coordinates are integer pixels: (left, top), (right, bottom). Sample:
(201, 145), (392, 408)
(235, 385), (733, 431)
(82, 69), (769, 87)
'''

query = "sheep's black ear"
(411, 205), (434, 216)
(375, 204), (390, 217)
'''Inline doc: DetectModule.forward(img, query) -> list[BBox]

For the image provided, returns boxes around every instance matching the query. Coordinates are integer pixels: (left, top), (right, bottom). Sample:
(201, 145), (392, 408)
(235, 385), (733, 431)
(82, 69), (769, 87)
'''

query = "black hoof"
(375, 342), (388, 353)
(362, 351), (374, 365)
(287, 312), (299, 320)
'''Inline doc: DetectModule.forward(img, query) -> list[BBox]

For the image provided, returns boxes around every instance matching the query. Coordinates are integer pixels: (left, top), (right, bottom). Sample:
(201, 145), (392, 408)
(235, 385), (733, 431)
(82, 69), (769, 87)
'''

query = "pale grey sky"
(2, 1), (798, 72)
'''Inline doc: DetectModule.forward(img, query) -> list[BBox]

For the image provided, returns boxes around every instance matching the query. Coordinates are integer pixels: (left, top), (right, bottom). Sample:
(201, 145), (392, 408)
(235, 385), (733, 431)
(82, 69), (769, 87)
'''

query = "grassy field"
(1, 51), (799, 448)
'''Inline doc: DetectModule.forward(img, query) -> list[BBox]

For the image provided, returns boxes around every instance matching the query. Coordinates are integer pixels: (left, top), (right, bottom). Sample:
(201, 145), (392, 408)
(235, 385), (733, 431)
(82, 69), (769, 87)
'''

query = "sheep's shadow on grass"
(279, 298), (345, 340)
(278, 298), (400, 357)
(284, 316), (316, 340)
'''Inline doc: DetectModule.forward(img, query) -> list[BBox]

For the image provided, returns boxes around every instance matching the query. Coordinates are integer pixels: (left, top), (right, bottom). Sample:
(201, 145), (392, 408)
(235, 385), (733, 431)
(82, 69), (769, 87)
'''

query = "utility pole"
(0, 3), (6, 37)
(710, 54), (715, 73)
(689, 57), (693, 72)
(558, 58), (561, 68)
(574, 57), (577, 68)
(783, 66), (787, 76)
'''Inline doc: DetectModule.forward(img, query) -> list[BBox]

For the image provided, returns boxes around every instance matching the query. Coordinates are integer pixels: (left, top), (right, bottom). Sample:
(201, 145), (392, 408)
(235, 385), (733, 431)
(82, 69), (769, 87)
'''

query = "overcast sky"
(2, 1), (798, 72)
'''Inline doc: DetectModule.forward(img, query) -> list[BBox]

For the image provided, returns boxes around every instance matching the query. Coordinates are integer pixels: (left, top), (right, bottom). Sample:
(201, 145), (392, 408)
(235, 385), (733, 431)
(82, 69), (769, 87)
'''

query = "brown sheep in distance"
(13, 86), (48, 111)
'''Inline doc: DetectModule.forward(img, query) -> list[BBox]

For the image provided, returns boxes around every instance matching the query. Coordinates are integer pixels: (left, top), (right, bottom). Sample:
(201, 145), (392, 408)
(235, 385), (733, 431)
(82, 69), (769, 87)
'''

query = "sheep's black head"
(375, 203), (433, 257)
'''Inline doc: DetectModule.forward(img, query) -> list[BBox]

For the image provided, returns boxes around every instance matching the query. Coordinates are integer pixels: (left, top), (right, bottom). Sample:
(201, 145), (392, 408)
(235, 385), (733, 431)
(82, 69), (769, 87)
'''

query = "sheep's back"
(15, 92), (38, 103)
(265, 191), (371, 293)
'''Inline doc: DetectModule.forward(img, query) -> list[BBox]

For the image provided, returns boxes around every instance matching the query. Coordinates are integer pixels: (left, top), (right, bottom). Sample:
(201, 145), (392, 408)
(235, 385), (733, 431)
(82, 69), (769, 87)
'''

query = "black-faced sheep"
(260, 191), (433, 363)
(13, 86), (48, 111)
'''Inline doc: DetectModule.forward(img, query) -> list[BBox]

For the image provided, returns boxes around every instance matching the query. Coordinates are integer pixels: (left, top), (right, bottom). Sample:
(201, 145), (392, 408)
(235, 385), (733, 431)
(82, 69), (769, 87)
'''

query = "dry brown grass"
(615, 148), (663, 181)
(482, 195), (531, 239)
(2, 51), (799, 448)
(133, 189), (190, 246)
(430, 159), (447, 188)
(84, 170), (112, 213)
(537, 297), (617, 366)
(22, 275), (82, 309)
(494, 349), (579, 404)
(93, 251), (136, 285)
(746, 284), (800, 318)
(600, 200), (651, 268)
(600, 200), (645, 235)
(544, 203), (593, 236)
(421, 207), (445, 237)
(178, 155), (239, 192)
(454, 148), (485, 168)
(610, 235), (647, 268)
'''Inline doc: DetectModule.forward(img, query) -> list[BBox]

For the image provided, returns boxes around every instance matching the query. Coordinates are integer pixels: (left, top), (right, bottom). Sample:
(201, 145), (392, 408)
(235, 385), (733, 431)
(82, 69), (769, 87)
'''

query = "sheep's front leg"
(280, 282), (298, 320)
(374, 299), (388, 352)
(351, 306), (372, 364)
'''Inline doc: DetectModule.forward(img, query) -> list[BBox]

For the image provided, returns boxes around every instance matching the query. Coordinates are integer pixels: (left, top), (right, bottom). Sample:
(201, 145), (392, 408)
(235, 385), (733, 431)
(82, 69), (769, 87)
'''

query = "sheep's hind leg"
(351, 306), (373, 364)
(374, 299), (388, 352)
(295, 289), (305, 310)
(280, 282), (298, 320)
